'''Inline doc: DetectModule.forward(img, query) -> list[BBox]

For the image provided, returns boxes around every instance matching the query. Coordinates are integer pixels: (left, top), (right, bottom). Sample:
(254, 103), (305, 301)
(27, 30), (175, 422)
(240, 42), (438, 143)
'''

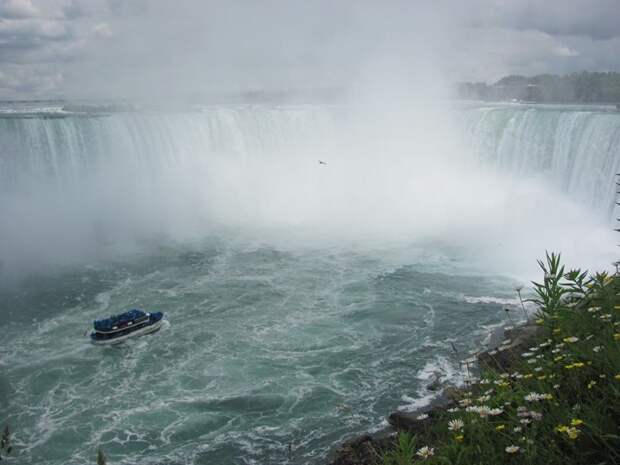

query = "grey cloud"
(1, 0), (620, 99)
(0, 18), (69, 39)
(464, 0), (620, 40)
(0, 0), (39, 19)
(0, 18), (73, 61)
(62, 0), (86, 19)
(0, 63), (61, 96)
(106, 0), (148, 17)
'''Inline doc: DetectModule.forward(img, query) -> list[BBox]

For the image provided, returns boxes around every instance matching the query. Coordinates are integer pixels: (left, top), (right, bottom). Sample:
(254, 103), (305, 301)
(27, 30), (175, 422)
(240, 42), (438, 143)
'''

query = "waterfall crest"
(1, 103), (618, 276)
(463, 105), (620, 219)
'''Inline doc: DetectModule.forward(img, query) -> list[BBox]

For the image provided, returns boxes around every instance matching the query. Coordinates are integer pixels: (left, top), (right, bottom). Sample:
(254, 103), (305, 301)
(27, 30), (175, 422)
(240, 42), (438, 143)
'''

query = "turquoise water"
(0, 239), (519, 465)
(0, 102), (618, 464)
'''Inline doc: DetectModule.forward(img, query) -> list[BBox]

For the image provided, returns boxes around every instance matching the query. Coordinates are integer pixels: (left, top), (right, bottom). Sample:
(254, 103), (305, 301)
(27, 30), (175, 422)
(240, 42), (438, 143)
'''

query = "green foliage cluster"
(382, 253), (620, 465)
(458, 71), (620, 103)
(383, 433), (418, 465)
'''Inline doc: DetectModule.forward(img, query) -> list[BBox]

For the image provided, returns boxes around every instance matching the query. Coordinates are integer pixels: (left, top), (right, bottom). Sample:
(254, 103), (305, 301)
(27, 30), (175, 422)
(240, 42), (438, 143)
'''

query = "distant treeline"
(457, 71), (620, 103)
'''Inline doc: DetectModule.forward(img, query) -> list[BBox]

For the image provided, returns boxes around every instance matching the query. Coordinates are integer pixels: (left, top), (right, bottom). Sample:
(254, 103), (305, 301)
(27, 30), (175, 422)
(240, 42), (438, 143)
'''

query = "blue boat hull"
(90, 312), (165, 345)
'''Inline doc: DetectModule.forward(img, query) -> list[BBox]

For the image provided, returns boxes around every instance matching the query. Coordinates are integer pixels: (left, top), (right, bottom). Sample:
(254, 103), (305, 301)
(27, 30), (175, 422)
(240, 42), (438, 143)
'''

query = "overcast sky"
(1, 0), (619, 99)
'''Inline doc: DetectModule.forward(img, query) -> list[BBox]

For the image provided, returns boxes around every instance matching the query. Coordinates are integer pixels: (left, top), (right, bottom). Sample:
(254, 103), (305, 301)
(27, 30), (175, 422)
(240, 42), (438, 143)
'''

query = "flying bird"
(318, 160), (327, 166)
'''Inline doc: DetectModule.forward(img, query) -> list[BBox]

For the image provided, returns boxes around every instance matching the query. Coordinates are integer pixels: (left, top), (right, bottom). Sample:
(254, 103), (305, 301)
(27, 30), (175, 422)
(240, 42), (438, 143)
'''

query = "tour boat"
(90, 309), (165, 345)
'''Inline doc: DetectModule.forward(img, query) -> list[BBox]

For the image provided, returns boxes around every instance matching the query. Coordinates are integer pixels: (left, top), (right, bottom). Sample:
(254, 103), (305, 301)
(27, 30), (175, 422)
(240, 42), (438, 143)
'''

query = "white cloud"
(552, 46), (580, 57)
(91, 21), (111, 37)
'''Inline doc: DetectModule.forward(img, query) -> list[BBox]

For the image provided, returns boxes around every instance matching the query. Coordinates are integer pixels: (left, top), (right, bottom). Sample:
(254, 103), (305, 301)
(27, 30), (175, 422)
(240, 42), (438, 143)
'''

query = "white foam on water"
(463, 295), (519, 305)
(94, 291), (111, 310)
(475, 321), (508, 346)
(423, 303), (436, 327)
(399, 392), (438, 412)
(397, 354), (464, 412)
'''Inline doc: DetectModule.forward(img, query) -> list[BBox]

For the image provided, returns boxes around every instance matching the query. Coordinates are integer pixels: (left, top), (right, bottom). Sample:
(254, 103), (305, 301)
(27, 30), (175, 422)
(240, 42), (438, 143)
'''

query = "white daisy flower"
(448, 419), (464, 432)
(525, 392), (553, 402)
(416, 446), (434, 459)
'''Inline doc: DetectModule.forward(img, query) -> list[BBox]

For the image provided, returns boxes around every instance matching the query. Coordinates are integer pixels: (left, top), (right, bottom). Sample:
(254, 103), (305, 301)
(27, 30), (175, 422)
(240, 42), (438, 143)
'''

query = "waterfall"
(0, 106), (336, 192)
(3, 104), (618, 218)
(463, 105), (620, 219)
(1, 103), (618, 276)
(0, 106), (343, 273)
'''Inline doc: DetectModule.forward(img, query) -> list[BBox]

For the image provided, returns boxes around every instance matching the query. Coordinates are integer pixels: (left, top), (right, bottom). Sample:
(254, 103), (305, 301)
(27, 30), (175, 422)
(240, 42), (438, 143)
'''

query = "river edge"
(327, 322), (543, 465)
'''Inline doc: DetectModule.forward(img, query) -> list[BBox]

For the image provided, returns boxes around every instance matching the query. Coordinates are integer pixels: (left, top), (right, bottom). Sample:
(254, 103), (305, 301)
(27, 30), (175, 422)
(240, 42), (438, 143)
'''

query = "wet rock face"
(426, 371), (443, 391)
(387, 411), (430, 433)
(477, 324), (542, 372)
(329, 433), (394, 465)
(387, 386), (460, 431)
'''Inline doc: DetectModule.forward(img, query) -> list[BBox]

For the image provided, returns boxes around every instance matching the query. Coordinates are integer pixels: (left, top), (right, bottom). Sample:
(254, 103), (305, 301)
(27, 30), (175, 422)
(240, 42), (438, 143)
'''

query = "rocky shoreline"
(328, 322), (542, 465)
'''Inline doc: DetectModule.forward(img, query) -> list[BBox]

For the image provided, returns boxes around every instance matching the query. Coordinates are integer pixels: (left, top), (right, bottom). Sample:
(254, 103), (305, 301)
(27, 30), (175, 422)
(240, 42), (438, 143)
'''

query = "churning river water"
(0, 102), (618, 464)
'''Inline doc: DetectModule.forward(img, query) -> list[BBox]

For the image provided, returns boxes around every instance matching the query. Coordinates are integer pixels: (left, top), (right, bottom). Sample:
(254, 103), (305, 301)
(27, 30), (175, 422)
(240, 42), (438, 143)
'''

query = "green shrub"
(383, 253), (620, 465)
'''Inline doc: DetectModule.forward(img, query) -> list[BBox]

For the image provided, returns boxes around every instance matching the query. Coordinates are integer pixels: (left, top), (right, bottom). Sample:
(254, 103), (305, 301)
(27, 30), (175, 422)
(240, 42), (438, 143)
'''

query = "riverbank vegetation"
(458, 71), (620, 103)
(381, 253), (619, 465)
